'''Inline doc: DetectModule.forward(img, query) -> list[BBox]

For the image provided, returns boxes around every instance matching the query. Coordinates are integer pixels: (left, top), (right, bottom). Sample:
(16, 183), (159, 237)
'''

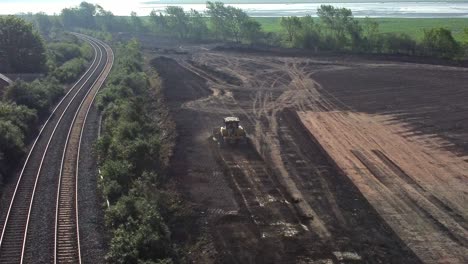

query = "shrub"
(52, 57), (87, 83)
(0, 120), (26, 164)
(381, 32), (417, 55)
(421, 28), (460, 58)
(96, 40), (177, 263)
(106, 195), (173, 264)
(48, 42), (82, 65)
(4, 78), (63, 115)
(0, 102), (38, 135)
(0, 16), (47, 73)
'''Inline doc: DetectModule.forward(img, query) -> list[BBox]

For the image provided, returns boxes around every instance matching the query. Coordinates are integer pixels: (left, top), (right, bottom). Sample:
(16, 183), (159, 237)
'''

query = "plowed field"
(148, 42), (468, 263)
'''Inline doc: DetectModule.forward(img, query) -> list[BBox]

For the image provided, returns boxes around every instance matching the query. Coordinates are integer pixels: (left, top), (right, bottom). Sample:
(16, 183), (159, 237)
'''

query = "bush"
(106, 195), (173, 264)
(381, 32), (417, 55)
(421, 27), (460, 59)
(0, 120), (26, 165)
(52, 57), (87, 83)
(48, 42), (82, 64)
(96, 40), (177, 263)
(0, 102), (37, 183)
(100, 160), (132, 203)
(4, 78), (63, 116)
(0, 16), (47, 73)
(0, 102), (38, 135)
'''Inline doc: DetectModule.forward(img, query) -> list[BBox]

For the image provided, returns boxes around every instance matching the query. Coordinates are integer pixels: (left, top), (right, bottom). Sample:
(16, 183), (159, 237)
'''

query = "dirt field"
(147, 40), (468, 263)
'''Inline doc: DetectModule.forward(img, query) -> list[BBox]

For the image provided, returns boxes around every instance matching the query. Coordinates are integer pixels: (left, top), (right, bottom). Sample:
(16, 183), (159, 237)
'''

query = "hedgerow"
(96, 39), (177, 263)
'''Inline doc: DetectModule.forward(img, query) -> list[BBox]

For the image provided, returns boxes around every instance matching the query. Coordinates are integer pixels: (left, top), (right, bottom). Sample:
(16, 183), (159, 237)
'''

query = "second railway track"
(0, 34), (113, 264)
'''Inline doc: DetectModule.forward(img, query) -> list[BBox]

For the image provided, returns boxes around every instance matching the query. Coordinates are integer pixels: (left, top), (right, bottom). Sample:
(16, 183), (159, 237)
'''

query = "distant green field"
(255, 17), (468, 42)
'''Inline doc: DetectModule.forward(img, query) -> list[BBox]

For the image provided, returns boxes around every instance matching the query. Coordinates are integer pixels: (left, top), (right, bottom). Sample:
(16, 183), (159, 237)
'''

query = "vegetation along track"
(0, 34), (113, 264)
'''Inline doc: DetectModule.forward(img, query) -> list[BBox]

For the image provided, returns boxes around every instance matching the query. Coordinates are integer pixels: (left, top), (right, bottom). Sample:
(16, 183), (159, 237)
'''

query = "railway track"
(0, 34), (113, 264)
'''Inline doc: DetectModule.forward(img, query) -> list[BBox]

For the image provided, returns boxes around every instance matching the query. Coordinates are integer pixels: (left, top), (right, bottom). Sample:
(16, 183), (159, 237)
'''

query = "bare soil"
(148, 40), (467, 264)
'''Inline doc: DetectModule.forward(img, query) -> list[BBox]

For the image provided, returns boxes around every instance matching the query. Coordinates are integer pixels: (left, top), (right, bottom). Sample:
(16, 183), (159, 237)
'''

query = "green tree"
(280, 16), (302, 42)
(381, 33), (416, 55)
(0, 16), (47, 73)
(294, 16), (322, 50)
(130, 11), (145, 33)
(32, 12), (53, 35)
(0, 120), (25, 164)
(226, 6), (249, 42)
(165, 6), (189, 39)
(149, 10), (168, 33)
(362, 17), (381, 52)
(206, 2), (258, 42)
(61, 1), (97, 29)
(241, 19), (262, 43)
(52, 57), (87, 83)
(206, 1), (229, 40)
(95, 5), (116, 31)
(317, 5), (362, 51)
(106, 195), (173, 263)
(0, 102), (37, 135)
(0, 102), (37, 170)
(4, 78), (63, 115)
(421, 28), (460, 58)
(188, 9), (209, 40)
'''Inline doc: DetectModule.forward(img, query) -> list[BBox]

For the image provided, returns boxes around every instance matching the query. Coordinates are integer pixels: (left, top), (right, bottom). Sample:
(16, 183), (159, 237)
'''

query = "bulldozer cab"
(224, 117), (240, 129)
(224, 117), (240, 136)
(212, 116), (247, 145)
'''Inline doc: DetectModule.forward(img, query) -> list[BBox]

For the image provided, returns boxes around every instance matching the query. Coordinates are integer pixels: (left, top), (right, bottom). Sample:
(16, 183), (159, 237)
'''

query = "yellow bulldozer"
(212, 116), (247, 145)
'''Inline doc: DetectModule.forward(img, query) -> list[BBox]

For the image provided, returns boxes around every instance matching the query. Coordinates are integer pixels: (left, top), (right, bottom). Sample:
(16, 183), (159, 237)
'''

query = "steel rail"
(54, 34), (113, 264)
(0, 35), (103, 263)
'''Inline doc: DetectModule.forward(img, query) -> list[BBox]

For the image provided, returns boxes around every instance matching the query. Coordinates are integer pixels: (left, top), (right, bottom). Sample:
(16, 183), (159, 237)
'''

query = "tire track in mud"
(178, 56), (337, 262)
(151, 53), (422, 263)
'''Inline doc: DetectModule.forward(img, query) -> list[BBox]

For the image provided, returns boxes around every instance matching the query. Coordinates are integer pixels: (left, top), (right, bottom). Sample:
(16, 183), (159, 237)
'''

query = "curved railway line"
(0, 34), (113, 264)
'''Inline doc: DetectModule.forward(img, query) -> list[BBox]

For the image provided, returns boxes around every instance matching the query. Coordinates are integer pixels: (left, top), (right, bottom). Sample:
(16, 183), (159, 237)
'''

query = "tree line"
(279, 5), (465, 59)
(53, 1), (263, 43)
(15, 1), (467, 59)
(95, 40), (184, 263)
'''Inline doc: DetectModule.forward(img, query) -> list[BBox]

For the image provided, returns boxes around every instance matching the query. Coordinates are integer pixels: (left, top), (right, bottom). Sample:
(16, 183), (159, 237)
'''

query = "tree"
(0, 120), (25, 164)
(0, 16), (47, 73)
(280, 16), (302, 42)
(294, 16), (321, 50)
(0, 102), (37, 134)
(96, 5), (116, 31)
(226, 6), (249, 42)
(188, 9), (209, 40)
(165, 6), (189, 39)
(61, 1), (97, 29)
(206, 2), (258, 42)
(0, 102), (37, 184)
(130, 12), (145, 33)
(362, 17), (381, 52)
(78, 1), (97, 28)
(206, 1), (230, 40)
(4, 78), (63, 115)
(149, 10), (168, 33)
(381, 33), (416, 55)
(32, 12), (53, 36)
(241, 19), (262, 43)
(317, 5), (362, 51)
(421, 28), (460, 58)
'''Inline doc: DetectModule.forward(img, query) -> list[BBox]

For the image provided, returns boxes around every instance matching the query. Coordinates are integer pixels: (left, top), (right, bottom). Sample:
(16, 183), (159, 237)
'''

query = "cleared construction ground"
(147, 40), (468, 263)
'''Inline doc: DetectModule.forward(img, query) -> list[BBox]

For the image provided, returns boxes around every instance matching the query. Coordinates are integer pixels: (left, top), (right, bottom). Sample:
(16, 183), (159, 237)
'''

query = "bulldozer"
(212, 116), (247, 145)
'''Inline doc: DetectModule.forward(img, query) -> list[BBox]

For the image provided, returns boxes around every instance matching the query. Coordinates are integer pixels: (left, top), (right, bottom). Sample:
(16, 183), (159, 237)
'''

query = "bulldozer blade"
(212, 128), (221, 142)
